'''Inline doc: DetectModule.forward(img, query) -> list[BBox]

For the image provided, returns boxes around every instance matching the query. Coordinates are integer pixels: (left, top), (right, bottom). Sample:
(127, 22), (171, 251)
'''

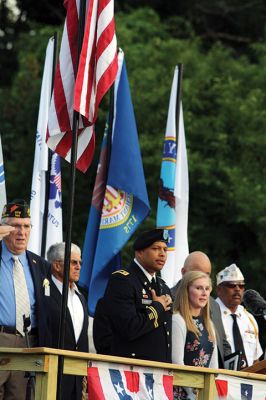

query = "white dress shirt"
(52, 276), (84, 343)
(134, 258), (155, 283)
(216, 297), (263, 366)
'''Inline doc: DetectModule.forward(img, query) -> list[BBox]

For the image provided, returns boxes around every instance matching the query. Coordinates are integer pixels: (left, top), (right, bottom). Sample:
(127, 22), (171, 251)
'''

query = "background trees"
(0, 1), (266, 294)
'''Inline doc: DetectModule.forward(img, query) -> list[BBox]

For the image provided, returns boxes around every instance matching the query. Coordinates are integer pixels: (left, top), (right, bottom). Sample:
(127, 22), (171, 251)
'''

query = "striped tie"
(13, 256), (31, 336)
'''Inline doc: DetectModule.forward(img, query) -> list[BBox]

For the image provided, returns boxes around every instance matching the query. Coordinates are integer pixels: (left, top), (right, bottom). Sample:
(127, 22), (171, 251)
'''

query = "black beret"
(133, 228), (169, 251)
(2, 199), (30, 219)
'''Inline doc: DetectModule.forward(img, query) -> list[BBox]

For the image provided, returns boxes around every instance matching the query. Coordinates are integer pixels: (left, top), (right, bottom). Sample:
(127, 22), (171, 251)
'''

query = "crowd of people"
(0, 198), (265, 400)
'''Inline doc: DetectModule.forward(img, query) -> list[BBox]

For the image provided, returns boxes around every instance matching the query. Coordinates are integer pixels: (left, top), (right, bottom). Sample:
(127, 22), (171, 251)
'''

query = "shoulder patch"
(112, 270), (130, 276)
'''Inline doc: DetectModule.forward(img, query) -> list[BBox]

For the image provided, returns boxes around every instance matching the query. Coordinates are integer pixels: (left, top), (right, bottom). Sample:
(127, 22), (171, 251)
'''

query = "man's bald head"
(182, 251), (212, 276)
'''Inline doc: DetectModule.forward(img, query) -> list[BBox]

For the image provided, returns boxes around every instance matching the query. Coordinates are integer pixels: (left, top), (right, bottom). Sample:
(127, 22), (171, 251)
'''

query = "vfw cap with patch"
(133, 228), (169, 251)
(216, 263), (245, 286)
(2, 199), (30, 219)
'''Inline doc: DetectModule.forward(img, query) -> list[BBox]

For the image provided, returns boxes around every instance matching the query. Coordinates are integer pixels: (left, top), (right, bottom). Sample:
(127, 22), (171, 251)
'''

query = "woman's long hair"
(173, 270), (215, 341)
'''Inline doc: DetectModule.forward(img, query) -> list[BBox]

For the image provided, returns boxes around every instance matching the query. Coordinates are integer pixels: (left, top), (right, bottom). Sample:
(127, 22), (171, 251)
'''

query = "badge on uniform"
(142, 288), (148, 299)
(142, 299), (152, 305)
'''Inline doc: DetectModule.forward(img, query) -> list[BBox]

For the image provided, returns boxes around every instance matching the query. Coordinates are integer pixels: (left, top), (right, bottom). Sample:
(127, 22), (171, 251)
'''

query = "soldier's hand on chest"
(151, 290), (172, 311)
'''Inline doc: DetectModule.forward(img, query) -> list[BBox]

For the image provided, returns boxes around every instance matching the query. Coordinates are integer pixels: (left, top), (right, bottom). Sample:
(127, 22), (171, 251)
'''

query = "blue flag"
(80, 50), (150, 316)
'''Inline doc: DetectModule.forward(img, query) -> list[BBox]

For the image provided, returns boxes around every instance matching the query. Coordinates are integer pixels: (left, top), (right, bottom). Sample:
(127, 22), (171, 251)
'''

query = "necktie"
(13, 256), (31, 336)
(150, 277), (158, 294)
(231, 313), (248, 369)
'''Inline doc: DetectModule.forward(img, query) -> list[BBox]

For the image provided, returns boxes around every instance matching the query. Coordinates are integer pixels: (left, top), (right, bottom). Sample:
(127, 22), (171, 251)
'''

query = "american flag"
(74, 0), (118, 123)
(87, 362), (173, 400)
(46, 0), (95, 173)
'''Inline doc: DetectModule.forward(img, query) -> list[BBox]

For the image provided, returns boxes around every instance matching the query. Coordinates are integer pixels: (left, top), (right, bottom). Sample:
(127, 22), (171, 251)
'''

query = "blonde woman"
(172, 271), (218, 399)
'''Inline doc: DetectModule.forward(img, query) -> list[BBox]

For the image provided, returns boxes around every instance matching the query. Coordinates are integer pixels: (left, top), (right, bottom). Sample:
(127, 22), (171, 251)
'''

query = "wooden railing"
(0, 347), (266, 399)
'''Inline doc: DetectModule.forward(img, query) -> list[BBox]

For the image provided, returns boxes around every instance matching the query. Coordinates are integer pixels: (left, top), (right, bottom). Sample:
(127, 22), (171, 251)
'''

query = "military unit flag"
(156, 66), (189, 288)
(80, 50), (150, 316)
(28, 37), (63, 256)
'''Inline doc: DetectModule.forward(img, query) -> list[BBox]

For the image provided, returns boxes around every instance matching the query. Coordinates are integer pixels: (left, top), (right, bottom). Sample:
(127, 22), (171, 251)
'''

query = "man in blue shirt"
(0, 199), (51, 400)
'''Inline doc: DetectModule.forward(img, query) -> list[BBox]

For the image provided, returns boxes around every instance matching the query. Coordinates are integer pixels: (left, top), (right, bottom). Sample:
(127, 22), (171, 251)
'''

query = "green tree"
(1, 7), (265, 296)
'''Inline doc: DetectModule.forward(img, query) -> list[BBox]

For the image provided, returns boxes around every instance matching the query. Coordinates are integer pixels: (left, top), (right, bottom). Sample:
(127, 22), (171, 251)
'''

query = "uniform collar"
(216, 297), (244, 318)
(134, 258), (155, 283)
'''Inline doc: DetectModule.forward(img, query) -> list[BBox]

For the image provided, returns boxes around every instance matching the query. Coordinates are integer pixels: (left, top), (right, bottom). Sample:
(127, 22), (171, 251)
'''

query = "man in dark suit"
(101, 228), (172, 363)
(0, 199), (51, 399)
(46, 242), (89, 400)
(171, 251), (232, 368)
(93, 297), (113, 355)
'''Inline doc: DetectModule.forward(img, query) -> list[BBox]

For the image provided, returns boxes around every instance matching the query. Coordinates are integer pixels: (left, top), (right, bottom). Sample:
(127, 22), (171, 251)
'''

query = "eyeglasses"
(222, 283), (245, 289)
(70, 259), (82, 266)
(57, 259), (82, 266)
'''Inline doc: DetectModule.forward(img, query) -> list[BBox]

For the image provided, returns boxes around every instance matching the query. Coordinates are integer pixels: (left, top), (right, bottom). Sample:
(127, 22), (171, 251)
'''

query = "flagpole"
(175, 64), (183, 137)
(56, 0), (87, 398)
(41, 32), (58, 257)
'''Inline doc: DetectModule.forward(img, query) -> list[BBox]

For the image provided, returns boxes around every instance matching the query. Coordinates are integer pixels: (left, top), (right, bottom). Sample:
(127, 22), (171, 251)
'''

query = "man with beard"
(216, 263), (262, 370)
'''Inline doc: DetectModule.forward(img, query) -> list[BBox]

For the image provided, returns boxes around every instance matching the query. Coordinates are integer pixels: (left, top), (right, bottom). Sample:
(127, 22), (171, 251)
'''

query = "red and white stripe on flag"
(87, 362), (173, 400)
(74, 0), (118, 123)
(215, 374), (266, 399)
(46, 0), (95, 173)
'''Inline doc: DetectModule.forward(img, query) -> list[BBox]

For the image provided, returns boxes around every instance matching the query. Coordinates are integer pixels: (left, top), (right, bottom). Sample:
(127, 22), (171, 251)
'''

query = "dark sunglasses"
(222, 283), (245, 289)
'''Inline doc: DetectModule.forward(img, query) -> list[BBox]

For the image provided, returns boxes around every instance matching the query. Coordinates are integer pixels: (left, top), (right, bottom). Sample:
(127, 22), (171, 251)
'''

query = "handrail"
(0, 347), (265, 400)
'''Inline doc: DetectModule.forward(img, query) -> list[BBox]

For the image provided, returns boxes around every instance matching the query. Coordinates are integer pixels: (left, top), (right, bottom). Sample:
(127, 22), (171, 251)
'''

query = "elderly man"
(216, 263), (263, 370)
(46, 242), (88, 400)
(171, 251), (231, 368)
(0, 199), (51, 399)
(101, 228), (172, 362)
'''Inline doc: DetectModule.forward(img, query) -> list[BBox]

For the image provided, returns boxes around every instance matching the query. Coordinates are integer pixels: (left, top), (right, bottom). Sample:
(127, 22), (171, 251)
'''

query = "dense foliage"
(0, 2), (266, 294)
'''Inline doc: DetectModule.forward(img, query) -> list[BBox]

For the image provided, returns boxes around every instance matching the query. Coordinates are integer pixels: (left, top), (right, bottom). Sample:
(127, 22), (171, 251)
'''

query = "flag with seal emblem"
(156, 66), (189, 288)
(80, 50), (150, 316)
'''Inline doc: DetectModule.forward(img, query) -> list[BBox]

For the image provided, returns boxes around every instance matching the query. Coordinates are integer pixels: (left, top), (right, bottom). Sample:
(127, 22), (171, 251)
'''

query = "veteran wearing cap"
(216, 263), (262, 369)
(100, 228), (172, 363)
(0, 199), (51, 399)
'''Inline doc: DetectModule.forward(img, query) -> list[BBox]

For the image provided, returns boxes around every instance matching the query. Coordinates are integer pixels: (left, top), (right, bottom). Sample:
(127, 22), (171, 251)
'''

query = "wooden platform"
(0, 347), (266, 399)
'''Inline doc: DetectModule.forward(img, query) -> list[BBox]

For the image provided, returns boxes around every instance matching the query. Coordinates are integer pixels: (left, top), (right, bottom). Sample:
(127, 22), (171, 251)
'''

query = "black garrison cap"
(2, 199), (30, 219)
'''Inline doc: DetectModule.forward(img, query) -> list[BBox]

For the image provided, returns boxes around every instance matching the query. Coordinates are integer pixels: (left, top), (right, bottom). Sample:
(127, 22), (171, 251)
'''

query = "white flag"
(28, 37), (63, 255)
(0, 135), (7, 215)
(156, 66), (189, 287)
